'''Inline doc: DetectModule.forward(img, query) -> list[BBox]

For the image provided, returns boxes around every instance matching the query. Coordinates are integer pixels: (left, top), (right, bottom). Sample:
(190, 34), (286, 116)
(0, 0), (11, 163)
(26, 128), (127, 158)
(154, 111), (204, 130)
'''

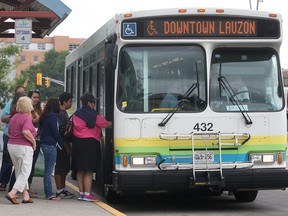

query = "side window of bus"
(117, 50), (138, 111)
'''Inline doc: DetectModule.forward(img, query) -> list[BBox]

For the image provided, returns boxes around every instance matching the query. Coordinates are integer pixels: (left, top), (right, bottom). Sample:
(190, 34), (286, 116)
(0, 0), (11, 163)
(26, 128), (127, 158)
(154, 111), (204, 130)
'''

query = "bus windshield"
(117, 45), (206, 113)
(210, 49), (283, 112)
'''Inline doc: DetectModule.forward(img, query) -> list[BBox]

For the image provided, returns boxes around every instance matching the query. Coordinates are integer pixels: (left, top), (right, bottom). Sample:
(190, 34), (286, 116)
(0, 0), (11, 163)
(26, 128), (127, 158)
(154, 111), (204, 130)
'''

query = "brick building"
(0, 36), (86, 76)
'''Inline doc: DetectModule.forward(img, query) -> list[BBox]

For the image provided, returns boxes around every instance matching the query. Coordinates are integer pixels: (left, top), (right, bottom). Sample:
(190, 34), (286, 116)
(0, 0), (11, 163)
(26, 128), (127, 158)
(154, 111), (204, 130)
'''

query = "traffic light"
(36, 72), (42, 85)
(45, 77), (50, 87)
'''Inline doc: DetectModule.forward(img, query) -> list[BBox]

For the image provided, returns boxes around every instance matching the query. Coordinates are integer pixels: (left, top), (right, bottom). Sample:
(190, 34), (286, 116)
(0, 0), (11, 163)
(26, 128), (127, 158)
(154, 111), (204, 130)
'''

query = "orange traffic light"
(45, 77), (50, 87)
(36, 73), (42, 85)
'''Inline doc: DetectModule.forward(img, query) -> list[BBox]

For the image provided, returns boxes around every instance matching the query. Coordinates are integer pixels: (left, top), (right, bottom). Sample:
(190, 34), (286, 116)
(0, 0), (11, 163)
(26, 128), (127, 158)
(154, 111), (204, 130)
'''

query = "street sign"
(15, 19), (32, 44)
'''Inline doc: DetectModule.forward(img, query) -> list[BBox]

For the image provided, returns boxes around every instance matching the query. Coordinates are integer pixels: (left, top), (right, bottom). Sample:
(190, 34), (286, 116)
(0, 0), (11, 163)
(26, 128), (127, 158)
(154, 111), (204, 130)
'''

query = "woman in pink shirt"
(6, 96), (36, 204)
(72, 93), (112, 202)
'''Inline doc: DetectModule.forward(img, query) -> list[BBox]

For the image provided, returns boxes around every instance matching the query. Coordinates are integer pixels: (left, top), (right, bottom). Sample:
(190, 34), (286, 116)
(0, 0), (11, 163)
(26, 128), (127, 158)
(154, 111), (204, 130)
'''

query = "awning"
(0, 0), (71, 38)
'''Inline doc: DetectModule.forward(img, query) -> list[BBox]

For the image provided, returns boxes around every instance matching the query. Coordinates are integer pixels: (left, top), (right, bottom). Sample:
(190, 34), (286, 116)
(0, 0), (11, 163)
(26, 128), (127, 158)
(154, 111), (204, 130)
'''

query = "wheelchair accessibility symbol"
(123, 23), (137, 37)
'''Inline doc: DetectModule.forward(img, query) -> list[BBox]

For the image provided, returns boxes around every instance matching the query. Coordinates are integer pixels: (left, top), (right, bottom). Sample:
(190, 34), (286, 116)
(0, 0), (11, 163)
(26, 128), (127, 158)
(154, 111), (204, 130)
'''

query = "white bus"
(65, 8), (288, 203)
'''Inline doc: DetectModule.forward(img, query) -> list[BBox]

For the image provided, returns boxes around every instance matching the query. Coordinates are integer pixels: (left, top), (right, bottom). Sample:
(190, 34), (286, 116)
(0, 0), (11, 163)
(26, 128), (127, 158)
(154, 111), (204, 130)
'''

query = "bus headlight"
(131, 155), (157, 166)
(250, 153), (275, 163)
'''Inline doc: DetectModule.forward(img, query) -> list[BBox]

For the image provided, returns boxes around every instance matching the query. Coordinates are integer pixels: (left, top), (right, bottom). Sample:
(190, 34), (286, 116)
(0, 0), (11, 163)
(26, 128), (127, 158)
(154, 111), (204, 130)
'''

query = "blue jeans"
(41, 144), (57, 198)
(29, 140), (41, 184)
(0, 134), (12, 185)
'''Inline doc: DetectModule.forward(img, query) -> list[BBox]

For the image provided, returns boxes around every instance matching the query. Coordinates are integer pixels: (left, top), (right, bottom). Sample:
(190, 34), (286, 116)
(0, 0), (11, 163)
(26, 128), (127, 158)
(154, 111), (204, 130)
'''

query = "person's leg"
(11, 146), (33, 200)
(8, 170), (15, 192)
(6, 144), (19, 199)
(0, 134), (13, 190)
(42, 144), (57, 199)
(82, 171), (100, 202)
(28, 140), (41, 185)
(76, 171), (84, 193)
(55, 149), (73, 197)
(54, 148), (64, 191)
(83, 171), (93, 193)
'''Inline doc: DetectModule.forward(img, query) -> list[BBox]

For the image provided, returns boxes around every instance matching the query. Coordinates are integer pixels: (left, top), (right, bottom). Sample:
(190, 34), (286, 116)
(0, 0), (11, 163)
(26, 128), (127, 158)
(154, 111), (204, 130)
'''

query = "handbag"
(64, 115), (74, 141)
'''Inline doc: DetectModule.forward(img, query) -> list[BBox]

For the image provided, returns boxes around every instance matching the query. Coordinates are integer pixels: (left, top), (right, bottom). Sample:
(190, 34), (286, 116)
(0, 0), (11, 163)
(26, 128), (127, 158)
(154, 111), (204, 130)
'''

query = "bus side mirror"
(105, 44), (118, 71)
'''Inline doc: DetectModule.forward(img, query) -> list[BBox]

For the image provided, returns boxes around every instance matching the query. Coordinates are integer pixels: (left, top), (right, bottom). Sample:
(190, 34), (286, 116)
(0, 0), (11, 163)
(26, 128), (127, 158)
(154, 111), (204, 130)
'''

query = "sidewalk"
(0, 152), (114, 216)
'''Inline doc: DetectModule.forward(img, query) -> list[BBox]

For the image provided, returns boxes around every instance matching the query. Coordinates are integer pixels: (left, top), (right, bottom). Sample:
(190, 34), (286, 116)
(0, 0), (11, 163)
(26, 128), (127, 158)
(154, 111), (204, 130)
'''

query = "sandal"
(22, 198), (33, 204)
(5, 194), (19, 204)
(47, 195), (61, 201)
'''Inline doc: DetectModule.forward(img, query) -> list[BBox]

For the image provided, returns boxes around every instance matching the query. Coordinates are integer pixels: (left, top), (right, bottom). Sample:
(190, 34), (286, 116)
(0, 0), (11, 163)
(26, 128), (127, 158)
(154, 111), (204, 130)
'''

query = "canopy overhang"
(0, 0), (71, 38)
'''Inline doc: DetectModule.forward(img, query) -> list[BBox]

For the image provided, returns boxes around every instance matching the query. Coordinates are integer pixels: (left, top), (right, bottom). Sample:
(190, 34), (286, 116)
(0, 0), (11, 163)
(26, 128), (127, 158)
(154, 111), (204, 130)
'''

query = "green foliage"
(21, 49), (69, 100)
(0, 48), (69, 108)
(0, 45), (21, 108)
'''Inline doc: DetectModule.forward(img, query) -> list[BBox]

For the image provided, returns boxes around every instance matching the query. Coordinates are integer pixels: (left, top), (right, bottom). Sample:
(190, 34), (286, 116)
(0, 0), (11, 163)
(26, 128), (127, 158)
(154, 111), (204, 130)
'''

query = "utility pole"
(249, 0), (263, 10)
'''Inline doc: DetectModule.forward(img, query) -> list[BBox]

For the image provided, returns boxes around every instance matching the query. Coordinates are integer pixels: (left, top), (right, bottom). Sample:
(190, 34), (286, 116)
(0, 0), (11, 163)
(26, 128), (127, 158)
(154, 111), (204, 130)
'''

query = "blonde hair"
(16, 96), (34, 113)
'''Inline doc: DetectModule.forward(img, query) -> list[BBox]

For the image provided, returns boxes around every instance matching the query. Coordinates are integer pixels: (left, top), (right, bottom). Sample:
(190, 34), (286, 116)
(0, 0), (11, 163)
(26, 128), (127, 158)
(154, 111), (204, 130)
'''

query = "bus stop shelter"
(0, 0), (71, 38)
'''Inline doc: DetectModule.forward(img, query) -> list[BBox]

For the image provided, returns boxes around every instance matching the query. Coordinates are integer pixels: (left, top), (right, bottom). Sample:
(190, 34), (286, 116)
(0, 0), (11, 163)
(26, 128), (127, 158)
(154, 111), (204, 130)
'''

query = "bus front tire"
(234, 190), (258, 202)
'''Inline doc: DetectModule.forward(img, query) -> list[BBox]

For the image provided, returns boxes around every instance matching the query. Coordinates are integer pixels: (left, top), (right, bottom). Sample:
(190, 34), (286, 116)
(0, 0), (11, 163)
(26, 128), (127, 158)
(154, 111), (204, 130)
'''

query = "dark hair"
(14, 85), (25, 94)
(39, 98), (60, 127)
(10, 92), (26, 113)
(59, 92), (73, 105)
(28, 89), (40, 98)
(80, 92), (96, 106)
(28, 89), (41, 109)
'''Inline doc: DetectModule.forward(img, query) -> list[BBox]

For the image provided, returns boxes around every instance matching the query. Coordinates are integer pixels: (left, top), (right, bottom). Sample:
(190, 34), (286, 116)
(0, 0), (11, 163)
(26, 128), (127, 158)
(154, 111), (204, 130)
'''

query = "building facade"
(283, 68), (288, 87)
(0, 36), (85, 76)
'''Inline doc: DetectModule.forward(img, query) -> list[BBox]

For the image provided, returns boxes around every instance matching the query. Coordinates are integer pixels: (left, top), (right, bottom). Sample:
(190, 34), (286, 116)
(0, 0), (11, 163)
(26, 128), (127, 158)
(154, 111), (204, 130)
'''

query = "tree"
(22, 49), (69, 100)
(0, 45), (21, 108)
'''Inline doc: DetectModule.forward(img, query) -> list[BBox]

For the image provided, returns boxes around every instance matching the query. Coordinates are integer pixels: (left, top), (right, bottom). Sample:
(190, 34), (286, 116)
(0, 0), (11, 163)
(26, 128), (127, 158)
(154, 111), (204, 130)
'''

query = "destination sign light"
(121, 16), (280, 39)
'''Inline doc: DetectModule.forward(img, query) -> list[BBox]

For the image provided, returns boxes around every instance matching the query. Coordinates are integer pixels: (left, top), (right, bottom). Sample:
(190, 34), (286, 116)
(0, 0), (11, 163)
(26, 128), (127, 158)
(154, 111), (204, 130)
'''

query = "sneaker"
(77, 194), (84, 201)
(82, 193), (100, 202)
(56, 190), (74, 199)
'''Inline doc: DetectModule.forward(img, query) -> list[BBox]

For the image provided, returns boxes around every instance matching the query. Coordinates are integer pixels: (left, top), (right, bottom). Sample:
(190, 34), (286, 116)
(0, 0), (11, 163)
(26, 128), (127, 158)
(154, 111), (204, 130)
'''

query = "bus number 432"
(193, 123), (213, 132)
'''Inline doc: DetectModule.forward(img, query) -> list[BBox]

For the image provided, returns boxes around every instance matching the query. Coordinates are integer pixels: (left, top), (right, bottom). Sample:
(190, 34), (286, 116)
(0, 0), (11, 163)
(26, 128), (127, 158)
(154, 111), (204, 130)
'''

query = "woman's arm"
(32, 111), (40, 124)
(23, 130), (36, 150)
(1, 100), (12, 123)
(50, 114), (64, 149)
(1, 115), (11, 123)
(106, 121), (112, 128)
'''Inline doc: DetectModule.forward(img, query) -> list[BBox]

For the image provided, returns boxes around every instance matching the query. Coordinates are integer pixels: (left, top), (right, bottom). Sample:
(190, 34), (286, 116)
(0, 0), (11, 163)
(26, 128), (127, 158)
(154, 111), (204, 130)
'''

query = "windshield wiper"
(158, 82), (199, 127)
(218, 75), (253, 125)
(158, 61), (202, 127)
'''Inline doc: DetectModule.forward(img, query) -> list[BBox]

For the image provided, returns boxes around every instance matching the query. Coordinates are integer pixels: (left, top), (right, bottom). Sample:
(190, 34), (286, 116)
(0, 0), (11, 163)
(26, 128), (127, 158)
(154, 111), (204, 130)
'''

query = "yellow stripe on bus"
(114, 135), (287, 147)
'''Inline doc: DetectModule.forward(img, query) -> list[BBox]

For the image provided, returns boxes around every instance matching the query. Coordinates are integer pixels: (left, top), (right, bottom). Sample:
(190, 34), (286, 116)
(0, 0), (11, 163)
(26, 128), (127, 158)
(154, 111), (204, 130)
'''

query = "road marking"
(65, 181), (126, 216)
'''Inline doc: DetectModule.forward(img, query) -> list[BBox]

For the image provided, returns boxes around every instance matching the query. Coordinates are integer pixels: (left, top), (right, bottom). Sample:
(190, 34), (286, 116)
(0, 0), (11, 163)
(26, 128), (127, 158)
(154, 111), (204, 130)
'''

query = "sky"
(51, 0), (288, 68)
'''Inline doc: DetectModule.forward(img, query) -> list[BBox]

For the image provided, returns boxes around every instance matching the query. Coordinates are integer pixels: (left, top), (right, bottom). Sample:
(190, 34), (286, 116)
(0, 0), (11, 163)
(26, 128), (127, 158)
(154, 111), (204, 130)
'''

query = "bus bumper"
(112, 168), (288, 192)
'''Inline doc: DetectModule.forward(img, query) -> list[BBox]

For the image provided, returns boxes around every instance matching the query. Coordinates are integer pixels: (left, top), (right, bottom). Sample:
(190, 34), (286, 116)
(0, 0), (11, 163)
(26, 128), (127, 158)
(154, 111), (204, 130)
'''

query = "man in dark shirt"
(55, 92), (74, 198)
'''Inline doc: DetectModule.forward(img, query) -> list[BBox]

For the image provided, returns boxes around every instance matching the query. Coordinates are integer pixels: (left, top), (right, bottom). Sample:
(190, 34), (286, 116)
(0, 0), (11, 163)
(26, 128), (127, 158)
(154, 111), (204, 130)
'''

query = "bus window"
(210, 49), (283, 112)
(117, 45), (206, 113)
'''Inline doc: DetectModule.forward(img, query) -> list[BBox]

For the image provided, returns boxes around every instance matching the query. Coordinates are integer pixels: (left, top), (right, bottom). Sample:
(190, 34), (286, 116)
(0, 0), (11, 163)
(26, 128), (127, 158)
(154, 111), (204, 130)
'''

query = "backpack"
(64, 115), (74, 141)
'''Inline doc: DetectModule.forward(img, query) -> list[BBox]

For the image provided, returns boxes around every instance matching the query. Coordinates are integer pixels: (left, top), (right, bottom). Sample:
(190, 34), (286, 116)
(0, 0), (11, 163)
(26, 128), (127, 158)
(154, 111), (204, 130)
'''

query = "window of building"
(20, 55), (26, 63)
(69, 44), (79, 51)
(34, 55), (39, 64)
(37, 43), (46, 50)
(21, 44), (29, 50)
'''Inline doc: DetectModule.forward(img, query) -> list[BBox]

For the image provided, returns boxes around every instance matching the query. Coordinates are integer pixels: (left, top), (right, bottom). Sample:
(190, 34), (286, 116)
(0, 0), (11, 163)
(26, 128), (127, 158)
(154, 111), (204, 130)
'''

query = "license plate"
(194, 151), (214, 164)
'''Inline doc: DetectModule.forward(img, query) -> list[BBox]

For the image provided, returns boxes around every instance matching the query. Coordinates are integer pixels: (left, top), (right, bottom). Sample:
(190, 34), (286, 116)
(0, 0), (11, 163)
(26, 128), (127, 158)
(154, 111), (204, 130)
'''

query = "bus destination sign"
(121, 16), (280, 39)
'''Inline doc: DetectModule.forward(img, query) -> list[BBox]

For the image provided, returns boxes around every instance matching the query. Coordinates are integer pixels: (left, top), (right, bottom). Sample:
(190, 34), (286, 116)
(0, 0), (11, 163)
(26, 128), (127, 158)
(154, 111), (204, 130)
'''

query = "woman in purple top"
(6, 96), (36, 204)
